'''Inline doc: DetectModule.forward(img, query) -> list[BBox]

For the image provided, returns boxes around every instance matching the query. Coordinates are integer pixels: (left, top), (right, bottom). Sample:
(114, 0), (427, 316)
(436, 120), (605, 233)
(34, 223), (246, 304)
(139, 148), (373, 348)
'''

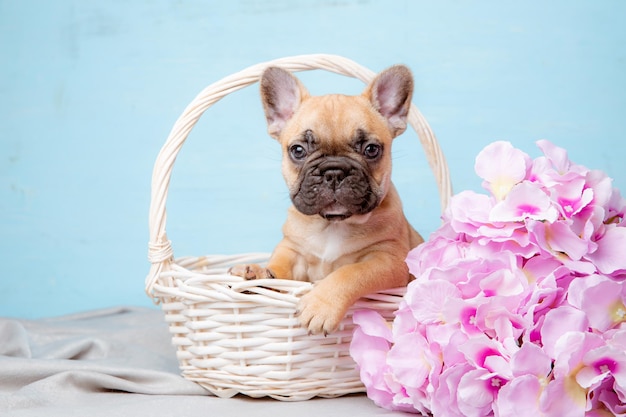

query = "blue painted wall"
(1, 1), (624, 318)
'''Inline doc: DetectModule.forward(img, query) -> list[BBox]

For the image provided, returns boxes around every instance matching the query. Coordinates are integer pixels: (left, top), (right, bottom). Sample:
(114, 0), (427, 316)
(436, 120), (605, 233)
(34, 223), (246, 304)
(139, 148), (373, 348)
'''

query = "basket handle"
(146, 54), (452, 295)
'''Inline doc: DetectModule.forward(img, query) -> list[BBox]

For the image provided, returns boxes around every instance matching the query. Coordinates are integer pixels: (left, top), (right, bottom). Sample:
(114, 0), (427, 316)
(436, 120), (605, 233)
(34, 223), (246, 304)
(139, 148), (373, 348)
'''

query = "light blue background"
(1, 1), (624, 318)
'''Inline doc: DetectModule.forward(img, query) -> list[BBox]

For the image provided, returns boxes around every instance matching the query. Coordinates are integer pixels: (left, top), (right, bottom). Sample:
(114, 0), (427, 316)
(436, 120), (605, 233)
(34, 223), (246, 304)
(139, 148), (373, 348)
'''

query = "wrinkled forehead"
(281, 94), (390, 145)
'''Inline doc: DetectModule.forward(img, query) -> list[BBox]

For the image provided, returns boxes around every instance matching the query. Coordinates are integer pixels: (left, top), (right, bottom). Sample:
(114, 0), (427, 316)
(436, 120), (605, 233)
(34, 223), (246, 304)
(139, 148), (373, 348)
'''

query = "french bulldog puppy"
(229, 65), (423, 335)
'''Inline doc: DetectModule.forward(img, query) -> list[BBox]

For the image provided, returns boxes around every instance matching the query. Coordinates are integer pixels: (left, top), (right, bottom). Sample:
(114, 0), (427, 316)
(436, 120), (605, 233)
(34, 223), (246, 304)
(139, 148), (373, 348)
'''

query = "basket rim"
(153, 252), (408, 301)
(146, 53), (452, 295)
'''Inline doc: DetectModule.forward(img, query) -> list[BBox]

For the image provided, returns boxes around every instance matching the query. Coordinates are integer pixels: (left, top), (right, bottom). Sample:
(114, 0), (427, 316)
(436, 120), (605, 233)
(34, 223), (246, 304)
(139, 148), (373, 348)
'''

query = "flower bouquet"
(350, 140), (626, 416)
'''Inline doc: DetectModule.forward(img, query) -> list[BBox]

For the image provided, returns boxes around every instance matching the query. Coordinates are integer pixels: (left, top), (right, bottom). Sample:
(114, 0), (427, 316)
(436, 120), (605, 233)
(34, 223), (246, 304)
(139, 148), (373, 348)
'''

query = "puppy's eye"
(289, 144), (307, 160)
(363, 143), (382, 159)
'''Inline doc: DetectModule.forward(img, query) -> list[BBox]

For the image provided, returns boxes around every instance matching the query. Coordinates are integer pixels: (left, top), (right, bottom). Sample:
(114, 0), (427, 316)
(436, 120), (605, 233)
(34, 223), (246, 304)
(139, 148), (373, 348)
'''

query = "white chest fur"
(305, 222), (350, 263)
(288, 211), (374, 282)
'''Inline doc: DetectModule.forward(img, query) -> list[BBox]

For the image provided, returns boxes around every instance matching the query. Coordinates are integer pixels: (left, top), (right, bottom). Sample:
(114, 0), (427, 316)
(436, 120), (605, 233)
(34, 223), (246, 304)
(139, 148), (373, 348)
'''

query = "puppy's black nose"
(323, 168), (346, 189)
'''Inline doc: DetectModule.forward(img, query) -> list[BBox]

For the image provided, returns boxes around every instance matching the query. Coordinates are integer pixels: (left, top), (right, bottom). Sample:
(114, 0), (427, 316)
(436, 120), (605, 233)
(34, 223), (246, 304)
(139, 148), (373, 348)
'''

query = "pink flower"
(495, 375), (545, 417)
(586, 225), (626, 275)
(531, 139), (588, 186)
(568, 275), (626, 332)
(540, 306), (589, 358)
(446, 191), (494, 237)
(458, 335), (510, 372)
(577, 342), (626, 393)
(494, 344), (553, 417)
(431, 364), (475, 416)
(540, 376), (588, 417)
(605, 187), (626, 226)
(404, 279), (461, 324)
(474, 295), (528, 342)
(475, 141), (531, 201)
(404, 233), (464, 277)
(510, 342), (552, 378)
(546, 331), (605, 416)
(350, 310), (400, 411)
(551, 176), (594, 219)
(527, 219), (597, 275)
(457, 369), (504, 416)
(387, 331), (442, 414)
(490, 181), (558, 223)
(350, 140), (626, 415)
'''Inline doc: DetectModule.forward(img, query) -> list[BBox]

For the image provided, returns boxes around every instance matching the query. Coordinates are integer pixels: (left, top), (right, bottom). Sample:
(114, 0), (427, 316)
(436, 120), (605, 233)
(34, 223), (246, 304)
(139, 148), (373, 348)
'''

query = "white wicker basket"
(145, 54), (451, 401)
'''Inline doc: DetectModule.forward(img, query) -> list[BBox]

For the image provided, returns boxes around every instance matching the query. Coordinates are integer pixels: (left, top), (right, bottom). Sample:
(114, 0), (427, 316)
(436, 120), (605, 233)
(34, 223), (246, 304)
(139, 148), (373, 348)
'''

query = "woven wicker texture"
(146, 54), (451, 401)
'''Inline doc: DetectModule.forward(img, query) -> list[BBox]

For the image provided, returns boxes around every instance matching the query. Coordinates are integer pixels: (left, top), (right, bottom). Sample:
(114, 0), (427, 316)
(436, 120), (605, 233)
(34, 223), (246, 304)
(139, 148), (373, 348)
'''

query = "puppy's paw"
(296, 288), (347, 336)
(228, 264), (275, 280)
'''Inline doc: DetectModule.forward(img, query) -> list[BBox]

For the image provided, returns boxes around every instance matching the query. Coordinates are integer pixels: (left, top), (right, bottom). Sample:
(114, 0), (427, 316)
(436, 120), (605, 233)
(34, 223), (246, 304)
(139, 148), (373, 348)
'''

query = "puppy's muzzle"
(292, 157), (379, 220)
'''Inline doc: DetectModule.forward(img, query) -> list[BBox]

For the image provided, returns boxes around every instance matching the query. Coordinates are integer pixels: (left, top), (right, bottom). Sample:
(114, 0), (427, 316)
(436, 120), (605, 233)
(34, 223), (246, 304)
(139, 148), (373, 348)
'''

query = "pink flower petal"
(527, 220), (598, 274)
(541, 306), (589, 359)
(586, 169), (616, 209)
(606, 187), (626, 226)
(459, 335), (506, 369)
(438, 327), (471, 367)
(581, 341), (626, 394)
(572, 276), (626, 332)
(536, 139), (571, 175)
(552, 177), (594, 218)
(531, 140), (588, 188)
(540, 375), (588, 417)
(447, 191), (494, 236)
(586, 226), (626, 275)
(553, 331), (605, 378)
(567, 274), (604, 309)
(596, 387), (626, 417)
(522, 255), (562, 285)
(577, 344), (620, 389)
(478, 268), (526, 297)
(457, 369), (501, 416)
(510, 342), (552, 378)
(349, 326), (395, 409)
(405, 280), (462, 324)
(475, 141), (531, 201)
(405, 234), (464, 277)
(495, 375), (543, 417)
(490, 181), (559, 223)
(388, 332), (441, 394)
(352, 309), (393, 342)
(546, 220), (591, 261)
(431, 364), (474, 416)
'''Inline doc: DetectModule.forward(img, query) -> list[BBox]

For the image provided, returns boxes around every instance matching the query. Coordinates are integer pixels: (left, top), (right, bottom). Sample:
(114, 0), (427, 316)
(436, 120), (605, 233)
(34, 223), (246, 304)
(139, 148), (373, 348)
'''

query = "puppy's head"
(260, 65), (413, 221)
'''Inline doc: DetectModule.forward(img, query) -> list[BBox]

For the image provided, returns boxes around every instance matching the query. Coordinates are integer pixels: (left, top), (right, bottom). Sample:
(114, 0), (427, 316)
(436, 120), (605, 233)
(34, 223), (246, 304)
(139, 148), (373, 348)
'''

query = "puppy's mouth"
(323, 214), (351, 221)
(319, 203), (352, 221)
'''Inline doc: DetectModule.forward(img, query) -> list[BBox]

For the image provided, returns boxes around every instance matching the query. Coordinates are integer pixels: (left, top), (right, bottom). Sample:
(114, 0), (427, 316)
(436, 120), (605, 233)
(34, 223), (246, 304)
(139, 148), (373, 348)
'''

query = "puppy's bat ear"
(363, 65), (414, 138)
(260, 67), (309, 139)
